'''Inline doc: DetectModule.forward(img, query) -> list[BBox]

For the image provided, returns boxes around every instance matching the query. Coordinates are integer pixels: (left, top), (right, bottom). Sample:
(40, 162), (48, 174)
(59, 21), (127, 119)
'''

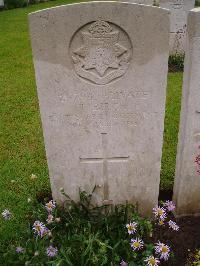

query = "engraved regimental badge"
(70, 20), (132, 85)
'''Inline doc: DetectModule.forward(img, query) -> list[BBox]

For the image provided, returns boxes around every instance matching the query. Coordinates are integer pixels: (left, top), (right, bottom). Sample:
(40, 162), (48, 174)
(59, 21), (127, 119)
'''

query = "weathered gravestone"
(119, 0), (154, 5)
(29, 2), (170, 216)
(159, 0), (195, 54)
(174, 7), (200, 216)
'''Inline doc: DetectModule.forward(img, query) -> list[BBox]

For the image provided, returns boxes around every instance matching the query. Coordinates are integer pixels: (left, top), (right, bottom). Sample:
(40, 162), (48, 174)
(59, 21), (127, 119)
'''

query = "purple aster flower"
(45, 200), (56, 213)
(46, 245), (58, 257)
(168, 220), (179, 231)
(120, 260), (128, 266)
(2, 209), (12, 220)
(130, 238), (144, 251)
(126, 222), (137, 235)
(164, 201), (176, 212)
(16, 246), (24, 253)
(153, 206), (167, 220)
(144, 256), (160, 266)
(155, 241), (170, 261)
(32, 221), (49, 238)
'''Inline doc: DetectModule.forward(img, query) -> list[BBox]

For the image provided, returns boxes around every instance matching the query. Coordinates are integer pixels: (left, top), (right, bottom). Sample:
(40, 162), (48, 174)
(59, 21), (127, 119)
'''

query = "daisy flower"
(155, 241), (170, 261)
(144, 256), (160, 266)
(126, 222), (137, 235)
(46, 245), (58, 257)
(16, 246), (24, 253)
(45, 200), (56, 213)
(153, 206), (166, 220)
(2, 209), (12, 220)
(130, 238), (144, 251)
(164, 201), (175, 212)
(168, 220), (179, 231)
(32, 221), (49, 238)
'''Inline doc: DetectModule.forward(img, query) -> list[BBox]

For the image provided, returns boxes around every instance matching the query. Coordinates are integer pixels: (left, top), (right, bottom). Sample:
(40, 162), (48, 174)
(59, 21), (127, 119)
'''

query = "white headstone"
(174, 8), (200, 216)
(29, 2), (170, 216)
(0, 0), (4, 7)
(159, 0), (195, 54)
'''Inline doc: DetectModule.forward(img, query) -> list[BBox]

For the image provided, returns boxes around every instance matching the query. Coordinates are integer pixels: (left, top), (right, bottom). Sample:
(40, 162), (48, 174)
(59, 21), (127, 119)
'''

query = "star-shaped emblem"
(73, 21), (127, 77)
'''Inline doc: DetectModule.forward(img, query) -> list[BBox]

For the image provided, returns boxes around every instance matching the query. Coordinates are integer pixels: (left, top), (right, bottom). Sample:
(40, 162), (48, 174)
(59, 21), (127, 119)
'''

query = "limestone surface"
(29, 1), (169, 216)
(174, 8), (200, 216)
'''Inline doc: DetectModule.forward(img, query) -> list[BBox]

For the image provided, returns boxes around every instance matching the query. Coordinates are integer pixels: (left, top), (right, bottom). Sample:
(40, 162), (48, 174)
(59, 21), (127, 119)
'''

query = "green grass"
(161, 73), (183, 190)
(196, 1), (200, 7)
(0, 0), (183, 245)
(0, 0), (86, 245)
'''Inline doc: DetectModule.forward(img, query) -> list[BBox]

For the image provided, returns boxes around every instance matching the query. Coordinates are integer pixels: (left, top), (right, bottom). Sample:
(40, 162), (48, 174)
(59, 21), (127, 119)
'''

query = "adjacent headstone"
(29, 2), (170, 216)
(174, 7), (200, 216)
(160, 0), (195, 54)
(0, 0), (4, 8)
(119, 0), (154, 5)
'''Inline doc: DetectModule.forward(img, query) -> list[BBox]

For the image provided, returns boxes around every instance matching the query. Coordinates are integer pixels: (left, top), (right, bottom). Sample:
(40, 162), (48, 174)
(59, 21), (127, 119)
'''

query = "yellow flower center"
(128, 225), (134, 230)
(149, 258), (156, 266)
(158, 209), (163, 215)
(162, 246), (168, 253)
(134, 242), (140, 248)
(35, 225), (41, 232)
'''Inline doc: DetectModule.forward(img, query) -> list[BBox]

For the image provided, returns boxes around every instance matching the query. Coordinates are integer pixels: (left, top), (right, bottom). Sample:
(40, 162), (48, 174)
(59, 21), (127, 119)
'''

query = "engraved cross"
(80, 133), (129, 203)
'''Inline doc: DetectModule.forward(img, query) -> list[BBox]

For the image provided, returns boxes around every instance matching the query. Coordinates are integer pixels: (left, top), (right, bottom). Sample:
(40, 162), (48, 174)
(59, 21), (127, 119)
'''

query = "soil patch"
(158, 189), (200, 265)
(153, 215), (200, 266)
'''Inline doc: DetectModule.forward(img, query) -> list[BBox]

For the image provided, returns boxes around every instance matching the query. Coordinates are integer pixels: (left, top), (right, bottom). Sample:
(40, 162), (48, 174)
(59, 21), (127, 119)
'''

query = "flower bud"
(34, 251), (39, 256)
